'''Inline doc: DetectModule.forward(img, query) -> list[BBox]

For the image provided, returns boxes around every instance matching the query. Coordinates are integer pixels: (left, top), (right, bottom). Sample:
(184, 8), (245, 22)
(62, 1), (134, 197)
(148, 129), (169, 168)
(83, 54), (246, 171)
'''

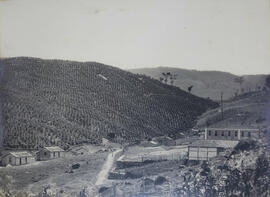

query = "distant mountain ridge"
(129, 67), (268, 100)
(0, 57), (217, 149)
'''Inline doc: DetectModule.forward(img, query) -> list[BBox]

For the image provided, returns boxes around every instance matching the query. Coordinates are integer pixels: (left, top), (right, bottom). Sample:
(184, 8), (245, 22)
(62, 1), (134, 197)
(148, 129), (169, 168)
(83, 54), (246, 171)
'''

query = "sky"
(0, 0), (270, 75)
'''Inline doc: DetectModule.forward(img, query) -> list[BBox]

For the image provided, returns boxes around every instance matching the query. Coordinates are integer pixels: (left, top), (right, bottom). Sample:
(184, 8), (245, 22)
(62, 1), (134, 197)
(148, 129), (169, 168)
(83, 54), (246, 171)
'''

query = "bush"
(154, 176), (167, 185)
(233, 139), (258, 153)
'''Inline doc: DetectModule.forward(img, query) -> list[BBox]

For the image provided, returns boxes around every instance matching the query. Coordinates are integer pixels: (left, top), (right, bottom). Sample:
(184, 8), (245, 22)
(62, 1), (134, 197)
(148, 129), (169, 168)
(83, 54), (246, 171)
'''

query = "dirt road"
(95, 149), (122, 186)
(85, 149), (122, 196)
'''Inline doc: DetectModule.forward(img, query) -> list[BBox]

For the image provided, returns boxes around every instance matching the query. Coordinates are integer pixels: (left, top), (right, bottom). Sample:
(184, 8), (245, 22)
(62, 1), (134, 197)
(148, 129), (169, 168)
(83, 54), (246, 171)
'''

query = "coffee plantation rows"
(0, 57), (218, 149)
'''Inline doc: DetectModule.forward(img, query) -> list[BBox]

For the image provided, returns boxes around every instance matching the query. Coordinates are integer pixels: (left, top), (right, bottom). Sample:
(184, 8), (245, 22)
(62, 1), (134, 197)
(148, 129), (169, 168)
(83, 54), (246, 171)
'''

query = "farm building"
(1, 151), (35, 166)
(204, 128), (261, 141)
(188, 140), (220, 161)
(188, 140), (239, 161)
(37, 146), (64, 161)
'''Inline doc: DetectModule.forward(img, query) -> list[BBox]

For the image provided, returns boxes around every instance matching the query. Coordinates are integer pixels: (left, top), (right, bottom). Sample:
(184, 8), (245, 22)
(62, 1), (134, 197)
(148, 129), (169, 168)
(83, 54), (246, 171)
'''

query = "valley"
(0, 57), (269, 197)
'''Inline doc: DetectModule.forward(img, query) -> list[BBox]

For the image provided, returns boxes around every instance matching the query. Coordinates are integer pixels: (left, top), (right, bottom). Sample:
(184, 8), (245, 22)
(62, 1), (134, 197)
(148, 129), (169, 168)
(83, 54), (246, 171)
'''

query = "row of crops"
(0, 57), (218, 149)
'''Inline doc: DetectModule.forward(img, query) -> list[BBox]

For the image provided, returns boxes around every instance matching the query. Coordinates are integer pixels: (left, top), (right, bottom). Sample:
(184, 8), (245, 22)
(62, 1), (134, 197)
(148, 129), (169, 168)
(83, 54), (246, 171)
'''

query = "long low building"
(203, 128), (261, 140)
(1, 151), (35, 166)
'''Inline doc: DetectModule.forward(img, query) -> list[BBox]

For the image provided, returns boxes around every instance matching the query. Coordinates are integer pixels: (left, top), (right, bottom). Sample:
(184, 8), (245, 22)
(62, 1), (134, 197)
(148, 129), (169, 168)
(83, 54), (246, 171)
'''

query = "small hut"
(2, 151), (35, 166)
(37, 146), (64, 161)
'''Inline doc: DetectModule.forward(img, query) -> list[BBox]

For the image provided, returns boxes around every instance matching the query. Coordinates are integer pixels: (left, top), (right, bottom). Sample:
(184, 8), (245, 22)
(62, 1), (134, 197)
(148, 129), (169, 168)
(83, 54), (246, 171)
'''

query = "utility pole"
(221, 91), (224, 120)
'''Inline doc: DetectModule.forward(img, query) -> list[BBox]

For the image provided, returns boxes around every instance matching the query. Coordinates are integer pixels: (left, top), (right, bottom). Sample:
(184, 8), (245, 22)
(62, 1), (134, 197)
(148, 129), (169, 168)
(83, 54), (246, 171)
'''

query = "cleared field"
(196, 91), (269, 129)
(119, 146), (188, 162)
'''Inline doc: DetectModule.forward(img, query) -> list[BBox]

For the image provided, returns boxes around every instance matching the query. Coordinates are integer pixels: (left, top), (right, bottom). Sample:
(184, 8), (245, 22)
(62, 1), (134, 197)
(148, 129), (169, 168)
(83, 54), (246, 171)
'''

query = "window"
(9, 157), (12, 163)
(235, 131), (238, 137)
(25, 157), (27, 163)
(53, 152), (56, 157)
(208, 130), (212, 136)
(44, 152), (47, 156)
(58, 152), (60, 157)
(228, 131), (231, 136)
(215, 131), (217, 136)
(241, 131), (244, 137)
(221, 131), (224, 136)
(248, 132), (251, 137)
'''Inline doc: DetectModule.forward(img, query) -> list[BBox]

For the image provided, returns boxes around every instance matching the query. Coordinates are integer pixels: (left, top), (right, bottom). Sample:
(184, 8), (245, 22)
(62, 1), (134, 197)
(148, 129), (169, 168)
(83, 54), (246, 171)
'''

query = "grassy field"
(119, 145), (188, 162)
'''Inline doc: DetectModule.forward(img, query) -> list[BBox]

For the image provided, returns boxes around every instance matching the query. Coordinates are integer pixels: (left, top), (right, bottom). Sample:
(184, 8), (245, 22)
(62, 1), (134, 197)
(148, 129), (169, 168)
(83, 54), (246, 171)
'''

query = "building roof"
(211, 140), (239, 148)
(189, 140), (239, 148)
(44, 146), (64, 152)
(7, 151), (33, 158)
(206, 128), (260, 131)
(189, 140), (219, 148)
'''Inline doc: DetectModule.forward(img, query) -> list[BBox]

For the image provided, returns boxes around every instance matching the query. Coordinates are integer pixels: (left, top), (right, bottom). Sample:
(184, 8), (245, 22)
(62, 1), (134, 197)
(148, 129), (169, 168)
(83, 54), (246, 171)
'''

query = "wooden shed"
(2, 151), (35, 166)
(37, 146), (64, 161)
(188, 140), (223, 161)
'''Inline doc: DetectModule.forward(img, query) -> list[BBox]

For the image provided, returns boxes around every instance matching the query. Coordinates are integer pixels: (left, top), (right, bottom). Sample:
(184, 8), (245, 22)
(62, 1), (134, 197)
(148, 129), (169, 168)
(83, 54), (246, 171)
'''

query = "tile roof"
(8, 151), (33, 158)
(189, 140), (219, 148)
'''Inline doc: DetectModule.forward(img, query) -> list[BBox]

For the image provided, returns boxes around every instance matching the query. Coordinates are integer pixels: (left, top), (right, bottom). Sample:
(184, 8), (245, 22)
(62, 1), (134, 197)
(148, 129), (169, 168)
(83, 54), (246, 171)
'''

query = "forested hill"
(0, 57), (217, 149)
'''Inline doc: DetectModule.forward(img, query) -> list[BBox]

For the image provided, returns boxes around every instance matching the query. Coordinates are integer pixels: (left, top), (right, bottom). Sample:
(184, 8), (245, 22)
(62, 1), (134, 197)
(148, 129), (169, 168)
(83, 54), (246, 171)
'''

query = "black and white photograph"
(0, 0), (270, 196)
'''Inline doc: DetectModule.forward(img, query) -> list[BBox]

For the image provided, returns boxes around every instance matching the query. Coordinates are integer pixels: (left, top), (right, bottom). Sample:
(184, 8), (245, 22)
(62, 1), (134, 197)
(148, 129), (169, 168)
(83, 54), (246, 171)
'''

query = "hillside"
(129, 67), (268, 100)
(0, 57), (217, 149)
(195, 90), (270, 130)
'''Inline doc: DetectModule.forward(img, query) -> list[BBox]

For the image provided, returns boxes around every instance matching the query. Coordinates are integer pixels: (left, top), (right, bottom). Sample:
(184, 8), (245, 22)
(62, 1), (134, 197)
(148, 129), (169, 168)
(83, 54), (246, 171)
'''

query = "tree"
(188, 85), (193, 93)
(107, 132), (115, 139)
(162, 73), (169, 84)
(265, 75), (270, 89)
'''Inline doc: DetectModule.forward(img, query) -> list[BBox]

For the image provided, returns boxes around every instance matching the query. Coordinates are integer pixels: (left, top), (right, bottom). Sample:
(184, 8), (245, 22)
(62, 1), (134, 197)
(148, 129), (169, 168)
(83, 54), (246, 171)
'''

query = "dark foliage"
(98, 186), (109, 193)
(0, 57), (217, 149)
(232, 139), (258, 154)
(154, 176), (167, 185)
(71, 163), (80, 169)
(265, 75), (270, 89)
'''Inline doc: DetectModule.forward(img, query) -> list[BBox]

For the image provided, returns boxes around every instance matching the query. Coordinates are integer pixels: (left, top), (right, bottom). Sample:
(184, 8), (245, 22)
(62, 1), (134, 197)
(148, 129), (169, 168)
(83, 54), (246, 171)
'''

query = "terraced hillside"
(0, 57), (217, 149)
